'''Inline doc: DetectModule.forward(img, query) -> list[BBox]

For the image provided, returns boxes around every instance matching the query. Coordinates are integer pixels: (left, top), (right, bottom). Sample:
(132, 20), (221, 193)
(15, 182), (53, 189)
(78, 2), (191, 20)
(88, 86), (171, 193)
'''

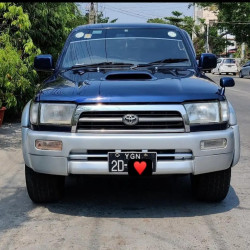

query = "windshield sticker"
(75, 32), (84, 38)
(84, 34), (92, 39)
(168, 31), (177, 38)
(92, 30), (102, 34)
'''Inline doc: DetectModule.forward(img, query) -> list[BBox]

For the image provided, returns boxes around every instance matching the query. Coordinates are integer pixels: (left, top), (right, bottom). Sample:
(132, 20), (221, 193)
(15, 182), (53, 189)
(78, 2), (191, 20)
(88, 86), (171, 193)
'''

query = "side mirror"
(198, 53), (217, 70)
(34, 54), (54, 72)
(220, 77), (235, 88)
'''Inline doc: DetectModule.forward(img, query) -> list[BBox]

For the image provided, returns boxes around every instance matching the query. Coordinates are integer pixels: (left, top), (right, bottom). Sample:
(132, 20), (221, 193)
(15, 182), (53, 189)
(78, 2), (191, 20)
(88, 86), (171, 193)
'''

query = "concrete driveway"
(0, 73), (250, 249)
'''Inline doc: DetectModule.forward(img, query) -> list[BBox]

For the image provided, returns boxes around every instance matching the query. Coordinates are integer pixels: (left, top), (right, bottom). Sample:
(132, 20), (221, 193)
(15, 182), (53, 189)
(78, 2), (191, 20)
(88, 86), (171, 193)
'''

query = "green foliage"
(0, 34), (39, 110)
(196, 2), (250, 48)
(17, 2), (87, 61)
(0, 3), (40, 111)
(147, 11), (206, 53)
(18, 3), (117, 62)
(147, 11), (198, 37)
(147, 10), (229, 55)
(0, 2), (116, 119)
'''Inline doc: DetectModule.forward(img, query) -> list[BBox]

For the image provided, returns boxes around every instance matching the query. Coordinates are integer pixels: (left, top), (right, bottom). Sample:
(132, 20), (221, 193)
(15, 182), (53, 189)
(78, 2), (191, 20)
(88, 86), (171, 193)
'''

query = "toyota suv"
(21, 23), (240, 203)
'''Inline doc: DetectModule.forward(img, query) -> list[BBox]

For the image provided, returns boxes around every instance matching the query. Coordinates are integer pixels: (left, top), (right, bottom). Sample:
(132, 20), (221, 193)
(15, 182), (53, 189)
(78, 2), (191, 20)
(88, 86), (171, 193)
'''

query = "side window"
(217, 59), (222, 64)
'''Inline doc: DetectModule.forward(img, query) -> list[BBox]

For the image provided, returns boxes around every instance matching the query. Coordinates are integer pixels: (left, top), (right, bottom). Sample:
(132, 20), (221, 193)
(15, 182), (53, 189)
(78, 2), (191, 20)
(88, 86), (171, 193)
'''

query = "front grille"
(69, 149), (193, 162)
(76, 110), (185, 132)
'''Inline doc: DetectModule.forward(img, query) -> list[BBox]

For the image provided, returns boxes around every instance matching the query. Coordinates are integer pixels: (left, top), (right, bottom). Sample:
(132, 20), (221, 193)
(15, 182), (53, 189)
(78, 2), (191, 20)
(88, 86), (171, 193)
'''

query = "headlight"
(30, 102), (76, 125)
(40, 103), (76, 125)
(184, 101), (229, 124)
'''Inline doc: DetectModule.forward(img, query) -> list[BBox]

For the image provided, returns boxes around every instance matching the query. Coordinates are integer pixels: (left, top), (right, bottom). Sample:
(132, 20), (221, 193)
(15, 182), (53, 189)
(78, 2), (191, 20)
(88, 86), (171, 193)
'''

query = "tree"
(17, 2), (87, 61)
(195, 2), (250, 47)
(148, 11), (194, 36)
(147, 10), (229, 55)
(0, 3), (40, 111)
(18, 3), (117, 61)
(148, 11), (206, 53)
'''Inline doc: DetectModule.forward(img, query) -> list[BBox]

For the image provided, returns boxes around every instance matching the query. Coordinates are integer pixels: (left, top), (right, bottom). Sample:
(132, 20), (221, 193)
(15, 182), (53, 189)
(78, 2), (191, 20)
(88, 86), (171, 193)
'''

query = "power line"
(104, 4), (154, 20)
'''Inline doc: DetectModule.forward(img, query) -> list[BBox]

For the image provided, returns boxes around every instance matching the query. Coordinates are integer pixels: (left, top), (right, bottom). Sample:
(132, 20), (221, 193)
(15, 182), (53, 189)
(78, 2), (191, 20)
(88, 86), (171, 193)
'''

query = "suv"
(21, 23), (240, 203)
(212, 58), (238, 75)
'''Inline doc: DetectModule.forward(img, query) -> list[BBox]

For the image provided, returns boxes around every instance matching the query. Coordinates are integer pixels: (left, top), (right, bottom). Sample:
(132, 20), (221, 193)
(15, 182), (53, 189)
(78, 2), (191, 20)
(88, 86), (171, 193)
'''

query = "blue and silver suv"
(21, 23), (240, 203)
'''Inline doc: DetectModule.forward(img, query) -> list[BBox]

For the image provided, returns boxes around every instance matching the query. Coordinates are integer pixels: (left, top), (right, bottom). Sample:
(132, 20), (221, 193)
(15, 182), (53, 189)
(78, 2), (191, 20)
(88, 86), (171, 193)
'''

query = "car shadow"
(47, 175), (240, 218)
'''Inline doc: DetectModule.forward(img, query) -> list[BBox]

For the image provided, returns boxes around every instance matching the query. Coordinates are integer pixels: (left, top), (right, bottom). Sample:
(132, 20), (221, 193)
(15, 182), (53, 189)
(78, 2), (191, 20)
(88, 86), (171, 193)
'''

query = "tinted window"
(223, 59), (236, 64)
(61, 28), (192, 68)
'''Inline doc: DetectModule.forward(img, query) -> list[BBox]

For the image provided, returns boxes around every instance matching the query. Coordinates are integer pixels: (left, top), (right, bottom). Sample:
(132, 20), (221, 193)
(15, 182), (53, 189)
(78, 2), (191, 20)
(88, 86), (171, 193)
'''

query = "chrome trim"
(139, 117), (183, 122)
(79, 117), (183, 122)
(72, 104), (190, 133)
(70, 154), (107, 159)
(69, 152), (193, 160)
(79, 117), (122, 122)
(76, 129), (185, 133)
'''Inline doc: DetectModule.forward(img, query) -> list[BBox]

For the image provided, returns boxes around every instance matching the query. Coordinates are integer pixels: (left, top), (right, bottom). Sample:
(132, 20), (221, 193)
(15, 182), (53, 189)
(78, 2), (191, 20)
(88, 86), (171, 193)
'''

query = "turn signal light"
(35, 140), (63, 151)
(201, 138), (227, 150)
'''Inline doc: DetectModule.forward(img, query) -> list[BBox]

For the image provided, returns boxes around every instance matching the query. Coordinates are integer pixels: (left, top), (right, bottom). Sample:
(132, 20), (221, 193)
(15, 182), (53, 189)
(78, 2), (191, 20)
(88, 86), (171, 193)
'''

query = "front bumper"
(22, 126), (240, 176)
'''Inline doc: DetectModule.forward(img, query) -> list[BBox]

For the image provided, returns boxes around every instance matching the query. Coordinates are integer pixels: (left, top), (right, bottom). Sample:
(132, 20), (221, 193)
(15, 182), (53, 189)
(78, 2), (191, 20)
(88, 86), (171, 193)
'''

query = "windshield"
(61, 28), (192, 69)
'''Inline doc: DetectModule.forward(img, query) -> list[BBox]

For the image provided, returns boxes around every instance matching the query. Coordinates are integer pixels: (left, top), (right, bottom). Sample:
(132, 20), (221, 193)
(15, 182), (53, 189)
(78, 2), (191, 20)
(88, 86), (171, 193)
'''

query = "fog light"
(35, 140), (63, 151)
(200, 138), (227, 150)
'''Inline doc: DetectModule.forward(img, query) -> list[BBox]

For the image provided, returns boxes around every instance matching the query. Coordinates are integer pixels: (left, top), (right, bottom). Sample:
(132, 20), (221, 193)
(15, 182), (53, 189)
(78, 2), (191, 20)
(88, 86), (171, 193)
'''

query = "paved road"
(0, 74), (250, 249)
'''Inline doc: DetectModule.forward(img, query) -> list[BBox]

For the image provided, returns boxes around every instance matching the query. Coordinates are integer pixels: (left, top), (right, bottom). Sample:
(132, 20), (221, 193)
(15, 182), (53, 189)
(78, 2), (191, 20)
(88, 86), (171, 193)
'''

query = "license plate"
(108, 152), (157, 174)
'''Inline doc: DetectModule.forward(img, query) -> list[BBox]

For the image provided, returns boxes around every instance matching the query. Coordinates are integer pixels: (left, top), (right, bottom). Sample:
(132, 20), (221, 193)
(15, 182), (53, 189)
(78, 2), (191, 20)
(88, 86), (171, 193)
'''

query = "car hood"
(36, 72), (223, 103)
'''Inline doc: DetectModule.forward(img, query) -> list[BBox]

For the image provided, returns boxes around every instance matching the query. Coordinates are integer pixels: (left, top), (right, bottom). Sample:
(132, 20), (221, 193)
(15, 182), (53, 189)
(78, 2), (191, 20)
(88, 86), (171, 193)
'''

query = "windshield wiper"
(133, 58), (189, 68)
(62, 62), (135, 73)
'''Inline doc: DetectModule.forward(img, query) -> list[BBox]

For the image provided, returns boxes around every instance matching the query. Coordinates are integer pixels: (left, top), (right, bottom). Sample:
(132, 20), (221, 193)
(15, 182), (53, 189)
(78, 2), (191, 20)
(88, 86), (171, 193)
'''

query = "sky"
(78, 2), (194, 23)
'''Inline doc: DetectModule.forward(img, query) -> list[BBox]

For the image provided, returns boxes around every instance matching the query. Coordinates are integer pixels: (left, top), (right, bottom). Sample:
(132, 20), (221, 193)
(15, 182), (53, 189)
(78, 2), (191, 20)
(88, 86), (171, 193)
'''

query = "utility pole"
(89, 2), (95, 24)
(206, 23), (209, 53)
(95, 3), (98, 24)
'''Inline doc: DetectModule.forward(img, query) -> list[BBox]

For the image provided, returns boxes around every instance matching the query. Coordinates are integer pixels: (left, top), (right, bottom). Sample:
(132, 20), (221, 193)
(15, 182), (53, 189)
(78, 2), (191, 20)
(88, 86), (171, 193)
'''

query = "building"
(193, 4), (237, 57)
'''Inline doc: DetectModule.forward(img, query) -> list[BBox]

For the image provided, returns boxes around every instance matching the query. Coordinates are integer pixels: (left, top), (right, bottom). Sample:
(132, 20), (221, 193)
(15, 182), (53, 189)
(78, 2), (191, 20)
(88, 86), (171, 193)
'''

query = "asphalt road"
(0, 73), (250, 249)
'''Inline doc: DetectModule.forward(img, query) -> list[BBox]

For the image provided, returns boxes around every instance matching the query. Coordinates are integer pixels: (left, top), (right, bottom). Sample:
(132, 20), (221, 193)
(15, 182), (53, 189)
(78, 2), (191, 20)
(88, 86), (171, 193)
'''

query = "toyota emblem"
(122, 114), (139, 126)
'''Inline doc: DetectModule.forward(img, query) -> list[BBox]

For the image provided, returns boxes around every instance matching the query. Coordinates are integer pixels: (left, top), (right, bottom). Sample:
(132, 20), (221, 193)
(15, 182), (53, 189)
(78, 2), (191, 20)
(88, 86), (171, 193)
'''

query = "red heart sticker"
(134, 161), (147, 175)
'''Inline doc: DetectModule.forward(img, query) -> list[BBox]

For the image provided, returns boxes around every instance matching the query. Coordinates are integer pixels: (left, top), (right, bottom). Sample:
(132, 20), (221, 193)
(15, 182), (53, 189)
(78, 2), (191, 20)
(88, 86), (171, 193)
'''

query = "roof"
(73, 23), (180, 32)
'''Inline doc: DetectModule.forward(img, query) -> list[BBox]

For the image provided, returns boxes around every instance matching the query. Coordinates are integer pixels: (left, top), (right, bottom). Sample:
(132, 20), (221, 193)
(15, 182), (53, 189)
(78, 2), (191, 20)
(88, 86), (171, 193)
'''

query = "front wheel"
(190, 167), (231, 202)
(25, 165), (65, 203)
(239, 71), (243, 78)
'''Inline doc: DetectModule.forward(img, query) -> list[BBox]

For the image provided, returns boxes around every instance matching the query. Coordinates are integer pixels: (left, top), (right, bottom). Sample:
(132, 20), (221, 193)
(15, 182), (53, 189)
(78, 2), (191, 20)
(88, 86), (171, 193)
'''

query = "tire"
(190, 167), (231, 202)
(233, 73), (236, 76)
(239, 71), (243, 78)
(25, 165), (65, 203)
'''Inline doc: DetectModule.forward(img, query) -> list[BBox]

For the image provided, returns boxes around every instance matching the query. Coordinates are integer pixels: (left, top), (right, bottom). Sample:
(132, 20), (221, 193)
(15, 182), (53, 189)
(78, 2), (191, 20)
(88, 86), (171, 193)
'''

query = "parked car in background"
(239, 61), (250, 78)
(212, 58), (238, 75)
